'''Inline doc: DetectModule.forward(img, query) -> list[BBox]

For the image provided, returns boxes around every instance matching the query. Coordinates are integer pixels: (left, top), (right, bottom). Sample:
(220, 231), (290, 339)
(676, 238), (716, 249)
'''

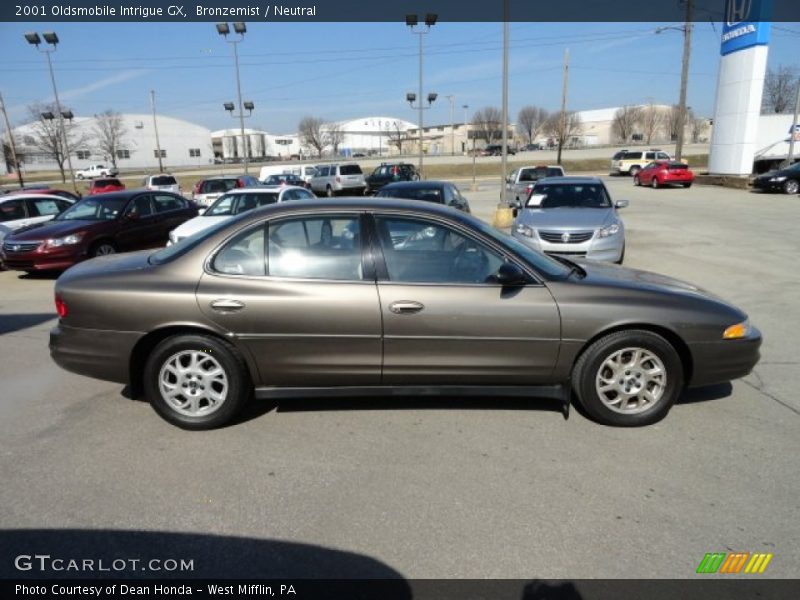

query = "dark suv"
(1, 190), (197, 272)
(365, 163), (420, 194)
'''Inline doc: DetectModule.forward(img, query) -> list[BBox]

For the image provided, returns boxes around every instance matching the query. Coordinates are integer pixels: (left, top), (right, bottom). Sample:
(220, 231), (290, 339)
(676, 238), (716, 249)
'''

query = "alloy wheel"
(158, 350), (229, 417)
(595, 347), (666, 414)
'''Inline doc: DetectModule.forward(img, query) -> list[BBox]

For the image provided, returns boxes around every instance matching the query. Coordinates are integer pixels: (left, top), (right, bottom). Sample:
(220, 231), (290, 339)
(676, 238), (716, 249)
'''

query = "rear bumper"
(687, 328), (762, 387)
(50, 324), (140, 384)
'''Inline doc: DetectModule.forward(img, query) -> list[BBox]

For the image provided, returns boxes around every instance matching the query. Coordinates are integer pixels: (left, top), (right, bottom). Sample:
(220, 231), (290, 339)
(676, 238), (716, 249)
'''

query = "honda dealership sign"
(709, 0), (772, 176)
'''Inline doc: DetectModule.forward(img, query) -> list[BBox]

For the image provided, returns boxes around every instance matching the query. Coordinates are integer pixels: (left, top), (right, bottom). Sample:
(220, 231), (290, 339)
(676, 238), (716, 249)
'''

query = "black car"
(752, 162), (800, 194)
(365, 163), (420, 194)
(483, 144), (517, 156)
(376, 180), (470, 212)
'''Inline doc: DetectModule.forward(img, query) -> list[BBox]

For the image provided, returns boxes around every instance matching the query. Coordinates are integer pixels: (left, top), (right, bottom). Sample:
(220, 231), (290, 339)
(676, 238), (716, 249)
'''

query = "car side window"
(0, 200), (26, 222)
(153, 194), (185, 213)
(127, 195), (154, 217)
(295, 189), (315, 200)
(27, 199), (62, 217)
(317, 166), (329, 177)
(374, 216), (504, 284)
(645, 152), (656, 160)
(657, 152), (670, 160)
(268, 216), (363, 281)
(212, 225), (266, 277)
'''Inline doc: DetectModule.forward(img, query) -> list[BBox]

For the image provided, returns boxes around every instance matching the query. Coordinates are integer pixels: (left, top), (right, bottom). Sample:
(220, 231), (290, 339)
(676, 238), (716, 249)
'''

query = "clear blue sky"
(1, 21), (798, 133)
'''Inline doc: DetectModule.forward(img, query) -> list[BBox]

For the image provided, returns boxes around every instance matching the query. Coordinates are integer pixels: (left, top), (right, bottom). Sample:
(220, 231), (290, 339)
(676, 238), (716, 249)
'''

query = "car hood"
(755, 168), (795, 179)
(517, 207), (614, 229)
(5, 219), (101, 241)
(172, 215), (230, 238)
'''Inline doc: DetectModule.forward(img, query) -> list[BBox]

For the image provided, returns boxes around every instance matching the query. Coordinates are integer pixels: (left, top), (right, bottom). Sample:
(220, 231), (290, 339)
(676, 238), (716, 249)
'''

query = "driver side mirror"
(495, 262), (529, 286)
(615, 199), (629, 209)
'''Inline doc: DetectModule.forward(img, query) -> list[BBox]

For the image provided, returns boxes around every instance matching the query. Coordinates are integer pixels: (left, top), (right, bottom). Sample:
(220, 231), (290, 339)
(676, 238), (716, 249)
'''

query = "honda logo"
(561, 232), (571, 243)
(726, 0), (753, 26)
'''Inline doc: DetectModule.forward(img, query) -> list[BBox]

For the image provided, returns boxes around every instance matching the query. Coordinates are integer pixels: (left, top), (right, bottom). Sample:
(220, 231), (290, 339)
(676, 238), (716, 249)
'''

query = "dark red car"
(634, 161), (695, 189)
(88, 178), (125, 195)
(1, 190), (197, 273)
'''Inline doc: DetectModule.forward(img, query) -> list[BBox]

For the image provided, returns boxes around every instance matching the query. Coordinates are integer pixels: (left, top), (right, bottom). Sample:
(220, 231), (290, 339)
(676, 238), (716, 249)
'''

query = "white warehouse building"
(8, 113), (213, 174)
(211, 128), (303, 161)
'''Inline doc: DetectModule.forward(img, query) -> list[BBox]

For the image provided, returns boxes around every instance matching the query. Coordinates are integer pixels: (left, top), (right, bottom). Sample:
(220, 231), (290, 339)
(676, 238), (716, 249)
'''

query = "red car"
(634, 161), (695, 189)
(1, 190), (197, 273)
(88, 178), (125, 195)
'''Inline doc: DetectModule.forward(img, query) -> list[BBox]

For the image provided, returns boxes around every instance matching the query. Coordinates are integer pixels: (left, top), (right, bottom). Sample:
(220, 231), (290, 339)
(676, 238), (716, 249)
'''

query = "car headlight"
(515, 223), (535, 238)
(769, 176), (787, 182)
(45, 233), (84, 248)
(723, 319), (752, 340)
(598, 223), (620, 238)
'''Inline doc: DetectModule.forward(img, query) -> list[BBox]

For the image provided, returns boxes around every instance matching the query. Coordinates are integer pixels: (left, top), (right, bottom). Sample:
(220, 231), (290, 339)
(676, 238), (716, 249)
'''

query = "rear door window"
(0, 199), (26, 222)
(623, 152), (643, 160)
(153, 194), (186, 213)
(26, 198), (62, 217)
(645, 152), (656, 160)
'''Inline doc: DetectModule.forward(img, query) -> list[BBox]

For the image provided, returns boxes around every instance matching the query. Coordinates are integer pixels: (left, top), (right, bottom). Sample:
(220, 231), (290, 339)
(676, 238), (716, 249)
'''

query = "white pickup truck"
(76, 164), (118, 179)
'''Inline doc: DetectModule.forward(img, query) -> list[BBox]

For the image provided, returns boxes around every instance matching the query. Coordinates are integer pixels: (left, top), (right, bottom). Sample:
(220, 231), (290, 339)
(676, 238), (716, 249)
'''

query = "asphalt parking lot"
(0, 177), (798, 581)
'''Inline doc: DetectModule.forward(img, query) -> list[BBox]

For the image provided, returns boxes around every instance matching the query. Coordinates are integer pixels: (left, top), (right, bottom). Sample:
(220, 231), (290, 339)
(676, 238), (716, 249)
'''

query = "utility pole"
(0, 91), (24, 187)
(446, 95), (455, 155)
(675, 0), (694, 161)
(785, 78), (800, 167)
(500, 0), (510, 204)
(150, 90), (164, 173)
(557, 48), (570, 166)
(462, 104), (469, 155)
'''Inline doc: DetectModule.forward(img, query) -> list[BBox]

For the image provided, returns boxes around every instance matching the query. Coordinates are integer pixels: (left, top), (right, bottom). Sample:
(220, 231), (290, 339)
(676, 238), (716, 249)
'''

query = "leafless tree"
(471, 106), (504, 145)
(324, 121), (345, 156)
(612, 105), (642, 143)
(762, 65), (799, 114)
(26, 103), (87, 183)
(638, 103), (665, 145)
(690, 114), (709, 143)
(92, 110), (128, 168)
(385, 121), (408, 155)
(298, 116), (326, 158)
(517, 106), (548, 145)
(664, 105), (685, 142)
(543, 111), (583, 149)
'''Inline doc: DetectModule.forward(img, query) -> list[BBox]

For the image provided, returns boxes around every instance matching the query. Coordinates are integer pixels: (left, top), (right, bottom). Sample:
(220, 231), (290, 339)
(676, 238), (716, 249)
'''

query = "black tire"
(783, 179), (799, 194)
(615, 243), (625, 265)
(683, 182), (692, 188)
(629, 166), (641, 177)
(143, 334), (251, 430)
(633, 175), (641, 186)
(571, 330), (683, 427)
(89, 240), (117, 257)
(76, 174), (84, 180)
(326, 185), (334, 198)
(651, 177), (659, 189)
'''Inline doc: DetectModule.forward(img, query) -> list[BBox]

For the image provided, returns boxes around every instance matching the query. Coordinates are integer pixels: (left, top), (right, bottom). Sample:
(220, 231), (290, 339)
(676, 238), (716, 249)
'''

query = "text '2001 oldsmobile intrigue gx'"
(49, 198), (761, 430)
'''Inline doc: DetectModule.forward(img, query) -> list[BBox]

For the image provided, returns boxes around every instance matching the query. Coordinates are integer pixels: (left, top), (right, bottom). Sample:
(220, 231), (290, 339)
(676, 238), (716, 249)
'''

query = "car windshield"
(55, 196), (128, 221)
(787, 162), (800, 171)
(469, 218), (572, 279)
(533, 184), (612, 209)
(206, 192), (280, 217)
(339, 165), (362, 175)
(376, 186), (443, 203)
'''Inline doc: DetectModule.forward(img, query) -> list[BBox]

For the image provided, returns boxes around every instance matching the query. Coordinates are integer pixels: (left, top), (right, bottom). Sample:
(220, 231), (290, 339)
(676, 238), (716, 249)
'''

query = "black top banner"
(2, 0), (800, 22)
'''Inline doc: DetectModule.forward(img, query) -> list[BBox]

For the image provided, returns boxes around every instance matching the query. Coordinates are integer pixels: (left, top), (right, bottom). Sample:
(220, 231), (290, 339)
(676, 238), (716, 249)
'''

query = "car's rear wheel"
(683, 182), (692, 188)
(90, 240), (117, 257)
(651, 176), (659, 189)
(326, 185), (334, 197)
(633, 175), (641, 186)
(144, 334), (251, 430)
(572, 330), (683, 426)
(783, 179), (799, 194)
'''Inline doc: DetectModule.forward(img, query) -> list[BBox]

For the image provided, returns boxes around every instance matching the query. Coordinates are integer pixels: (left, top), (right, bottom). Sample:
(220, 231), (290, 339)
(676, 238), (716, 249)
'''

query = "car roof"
(519, 165), (563, 169)
(223, 186), (298, 193)
(201, 175), (251, 180)
(81, 190), (173, 200)
(534, 176), (603, 184)
(1, 193), (72, 202)
(380, 180), (449, 189)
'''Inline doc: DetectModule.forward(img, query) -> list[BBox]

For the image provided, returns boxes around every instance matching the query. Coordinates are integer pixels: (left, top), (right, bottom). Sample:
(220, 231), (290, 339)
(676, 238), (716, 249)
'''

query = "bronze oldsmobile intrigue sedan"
(49, 198), (761, 430)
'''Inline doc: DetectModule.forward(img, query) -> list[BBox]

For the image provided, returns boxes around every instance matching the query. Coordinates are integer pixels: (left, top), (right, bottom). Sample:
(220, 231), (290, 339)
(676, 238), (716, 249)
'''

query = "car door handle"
(210, 299), (246, 312)
(389, 301), (424, 315)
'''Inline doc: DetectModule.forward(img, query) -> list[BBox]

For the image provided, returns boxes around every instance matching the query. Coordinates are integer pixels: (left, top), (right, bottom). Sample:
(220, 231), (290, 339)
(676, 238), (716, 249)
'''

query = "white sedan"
(168, 186), (315, 245)
(1, 193), (75, 246)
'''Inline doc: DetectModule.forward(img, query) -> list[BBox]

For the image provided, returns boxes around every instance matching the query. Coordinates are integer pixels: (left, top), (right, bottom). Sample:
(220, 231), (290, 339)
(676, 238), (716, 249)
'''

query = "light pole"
(655, 2), (693, 161)
(462, 104), (469, 156)
(445, 95), (455, 155)
(25, 31), (76, 191)
(406, 13), (437, 177)
(217, 22), (251, 174)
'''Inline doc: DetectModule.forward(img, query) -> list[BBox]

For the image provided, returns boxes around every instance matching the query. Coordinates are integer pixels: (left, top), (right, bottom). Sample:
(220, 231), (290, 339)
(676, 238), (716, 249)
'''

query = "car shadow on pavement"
(17, 270), (60, 280)
(522, 580), (584, 600)
(0, 529), (411, 589)
(0, 312), (55, 335)
(676, 382), (733, 405)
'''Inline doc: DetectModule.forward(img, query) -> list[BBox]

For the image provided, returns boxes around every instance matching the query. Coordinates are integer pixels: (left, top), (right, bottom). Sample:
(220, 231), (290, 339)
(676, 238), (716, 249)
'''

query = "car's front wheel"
(783, 178), (799, 194)
(144, 334), (251, 430)
(633, 175), (641, 186)
(651, 177), (659, 189)
(572, 330), (683, 426)
(90, 240), (117, 257)
(629, 166), (641, 177)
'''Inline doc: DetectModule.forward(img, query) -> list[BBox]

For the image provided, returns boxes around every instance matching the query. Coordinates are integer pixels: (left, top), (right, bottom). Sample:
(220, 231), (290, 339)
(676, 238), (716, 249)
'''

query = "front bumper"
(1, 246), (84, 271)
(50, 324), (141, 384)
(752, 179), (785, 192)
(687, 327), (762, 387)
(512, 229), (624, 263)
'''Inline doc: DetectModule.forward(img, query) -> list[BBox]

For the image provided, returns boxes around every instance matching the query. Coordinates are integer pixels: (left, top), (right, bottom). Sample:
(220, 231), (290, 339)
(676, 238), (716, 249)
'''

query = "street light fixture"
(25, 30), (77, 191)
(406, 13), (437, 176)
(217, 21), (251, 174)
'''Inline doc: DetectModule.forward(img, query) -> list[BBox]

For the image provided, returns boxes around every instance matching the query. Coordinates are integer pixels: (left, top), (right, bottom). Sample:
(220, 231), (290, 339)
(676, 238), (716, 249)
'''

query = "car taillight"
(55, 294), (68, 318)
(526, 184), (534, 194)
(336, 176), (341, 183)
(193, 181), (202, 195)
(236, 178), (244, 188)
